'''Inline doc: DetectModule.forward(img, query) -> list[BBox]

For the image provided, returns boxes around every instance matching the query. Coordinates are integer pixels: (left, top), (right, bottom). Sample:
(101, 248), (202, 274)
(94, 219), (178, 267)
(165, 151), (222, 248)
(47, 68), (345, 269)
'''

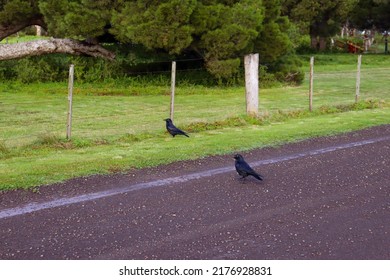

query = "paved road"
(1, 125), (389, 259)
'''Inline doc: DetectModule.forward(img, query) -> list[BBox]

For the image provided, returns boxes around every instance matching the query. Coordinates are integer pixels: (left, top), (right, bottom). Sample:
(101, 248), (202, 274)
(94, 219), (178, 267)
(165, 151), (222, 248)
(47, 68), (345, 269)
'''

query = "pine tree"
(282, 0), (358, 50)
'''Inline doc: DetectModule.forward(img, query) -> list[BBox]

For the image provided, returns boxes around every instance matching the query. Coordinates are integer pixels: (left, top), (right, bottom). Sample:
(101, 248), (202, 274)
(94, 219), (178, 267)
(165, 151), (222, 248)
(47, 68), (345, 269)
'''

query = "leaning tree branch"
(0, 38), (115, 60)
(0, 16), (47, 41)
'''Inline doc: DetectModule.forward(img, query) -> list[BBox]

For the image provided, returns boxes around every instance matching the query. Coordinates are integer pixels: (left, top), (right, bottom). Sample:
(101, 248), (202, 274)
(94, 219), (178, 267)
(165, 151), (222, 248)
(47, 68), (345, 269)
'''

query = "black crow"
(164, 118), (189, 137)
(234, 154), (263, 181)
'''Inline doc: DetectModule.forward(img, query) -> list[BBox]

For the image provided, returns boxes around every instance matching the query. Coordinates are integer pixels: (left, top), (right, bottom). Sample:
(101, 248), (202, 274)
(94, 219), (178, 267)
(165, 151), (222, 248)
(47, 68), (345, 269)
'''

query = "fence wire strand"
(1, 63), (390, 148)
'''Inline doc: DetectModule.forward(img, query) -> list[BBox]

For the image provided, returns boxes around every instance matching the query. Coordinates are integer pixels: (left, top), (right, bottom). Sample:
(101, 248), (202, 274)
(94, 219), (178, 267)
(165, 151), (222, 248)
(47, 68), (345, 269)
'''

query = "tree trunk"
(319, 37), (327, 50)
(0, 16), (46, 41)
(311, 36), (319, 50)
(0, 38), (115, 61)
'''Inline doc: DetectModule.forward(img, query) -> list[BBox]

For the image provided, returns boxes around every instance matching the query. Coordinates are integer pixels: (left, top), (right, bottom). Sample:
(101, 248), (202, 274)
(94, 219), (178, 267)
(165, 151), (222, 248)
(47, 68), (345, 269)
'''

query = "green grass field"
(1, 54), (390, 190)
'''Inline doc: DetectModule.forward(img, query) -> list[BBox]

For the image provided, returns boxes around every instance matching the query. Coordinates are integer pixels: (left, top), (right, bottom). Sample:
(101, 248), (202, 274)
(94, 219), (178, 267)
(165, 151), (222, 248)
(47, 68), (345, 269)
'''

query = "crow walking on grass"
(234, 154), (263, 181)
(164, 118), (189, 137)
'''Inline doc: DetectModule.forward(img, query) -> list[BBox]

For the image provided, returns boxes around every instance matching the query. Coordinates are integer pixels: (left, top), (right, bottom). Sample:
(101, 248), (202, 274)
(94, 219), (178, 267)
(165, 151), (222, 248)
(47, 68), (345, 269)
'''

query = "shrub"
(206, 58), (242, 85)
(14, 57), (65, 83)
(0, 60), (17, 80)
(273, 54), (304, 85)
(0, 41), (303, 86)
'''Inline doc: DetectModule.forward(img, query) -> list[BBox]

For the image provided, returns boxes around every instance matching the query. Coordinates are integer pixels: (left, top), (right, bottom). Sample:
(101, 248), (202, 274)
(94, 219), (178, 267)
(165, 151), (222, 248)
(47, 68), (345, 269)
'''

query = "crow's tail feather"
(253, 173), (263, 181)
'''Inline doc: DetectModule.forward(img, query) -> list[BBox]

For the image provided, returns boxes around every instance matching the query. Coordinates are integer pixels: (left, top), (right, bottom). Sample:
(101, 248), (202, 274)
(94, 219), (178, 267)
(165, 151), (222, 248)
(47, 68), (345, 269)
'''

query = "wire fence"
(1, 57), (390, 149)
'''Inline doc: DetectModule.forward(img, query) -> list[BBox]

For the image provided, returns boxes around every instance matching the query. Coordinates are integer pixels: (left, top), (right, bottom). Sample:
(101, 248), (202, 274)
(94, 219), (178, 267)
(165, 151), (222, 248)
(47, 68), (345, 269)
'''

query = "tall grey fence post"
(309, 56), (314, 111)
(170, 61), (176, 121)
(244, 53), (259, 117)
(355, 55), (362, 103)
(66, 64), (74, 140)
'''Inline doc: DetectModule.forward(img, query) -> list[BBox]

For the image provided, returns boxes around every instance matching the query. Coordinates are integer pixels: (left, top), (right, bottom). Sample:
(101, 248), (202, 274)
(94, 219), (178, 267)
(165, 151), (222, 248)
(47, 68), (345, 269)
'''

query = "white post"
(355, 55), (362, 103)
(35, 25), (42, 36)
(244, 53), (259, 117)
(170, 61), (176, 121)
(309, 56), (314, 111)
(66, 64), (74, 140)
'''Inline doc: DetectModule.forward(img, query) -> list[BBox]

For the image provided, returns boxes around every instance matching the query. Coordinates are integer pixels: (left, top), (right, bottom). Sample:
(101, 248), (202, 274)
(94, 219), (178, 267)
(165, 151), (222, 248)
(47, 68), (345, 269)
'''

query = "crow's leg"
(238, 175), (247, 184)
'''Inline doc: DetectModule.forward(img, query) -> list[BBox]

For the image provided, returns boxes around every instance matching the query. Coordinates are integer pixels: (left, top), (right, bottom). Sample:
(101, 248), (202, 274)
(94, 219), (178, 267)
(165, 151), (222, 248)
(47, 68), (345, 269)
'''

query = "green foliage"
(349, 0), (390, 30)
(256, 20), (292, 64)
(112, 0), (197, 54)
(258, 65), (281, 88)
(111, 0), (265, 80)
(1, 0), (303, 83)
(14, 56), (66, 83)
(0, 45), (130, 83)
(206, 58), (241, 84)
(0, 59), (17, 80)
(282, 0), (358, 51)
(0, 0), (39, 25)
(71, 56), (125, 82)
(38, 0), (114, 39)
(255, 0), (304, 84)
(0, 39), (287, 85)
(273, 55), (304, 84)
(194, 0), (264, 56)
(1, 1), (302, 83)
(112, 0), (264, 58)
(283, 0), (358, 36)
(0, 49), (301, 85)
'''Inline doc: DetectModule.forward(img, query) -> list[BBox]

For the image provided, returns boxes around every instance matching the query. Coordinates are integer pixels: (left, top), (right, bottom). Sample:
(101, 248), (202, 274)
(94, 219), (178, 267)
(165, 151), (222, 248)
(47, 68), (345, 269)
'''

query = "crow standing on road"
(234, 154), (263, 181)
(164, 118), (189, 137)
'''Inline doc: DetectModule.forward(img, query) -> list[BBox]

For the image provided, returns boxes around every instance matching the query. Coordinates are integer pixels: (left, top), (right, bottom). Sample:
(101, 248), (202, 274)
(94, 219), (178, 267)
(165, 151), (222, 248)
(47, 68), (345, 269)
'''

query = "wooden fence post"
(244, 53), (259, 117)
(355, 54), (362, 103)
(309, 56), (314, 112)
(170, 61), (176, 121)
(66, 64), (74, 140)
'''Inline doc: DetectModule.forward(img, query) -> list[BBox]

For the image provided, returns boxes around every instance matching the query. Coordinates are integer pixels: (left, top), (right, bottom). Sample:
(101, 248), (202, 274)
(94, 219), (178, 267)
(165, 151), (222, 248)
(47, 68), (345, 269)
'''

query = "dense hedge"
(0, 44), (304, 86)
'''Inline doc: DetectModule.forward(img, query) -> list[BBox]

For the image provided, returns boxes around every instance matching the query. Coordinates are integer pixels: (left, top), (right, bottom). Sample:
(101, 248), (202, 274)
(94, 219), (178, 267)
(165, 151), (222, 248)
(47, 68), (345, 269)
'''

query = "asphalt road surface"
(1, 125), (389, 260)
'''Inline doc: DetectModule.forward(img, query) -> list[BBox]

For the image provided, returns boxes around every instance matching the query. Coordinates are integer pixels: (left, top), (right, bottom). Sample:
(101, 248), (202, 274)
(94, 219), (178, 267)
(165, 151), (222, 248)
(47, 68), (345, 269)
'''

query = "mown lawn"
(1, 54), (390, 190)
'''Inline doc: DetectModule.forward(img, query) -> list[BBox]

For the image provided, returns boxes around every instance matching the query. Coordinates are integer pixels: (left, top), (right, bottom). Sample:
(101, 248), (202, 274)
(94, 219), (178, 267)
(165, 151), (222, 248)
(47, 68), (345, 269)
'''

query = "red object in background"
(348, 42), (357, 53)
